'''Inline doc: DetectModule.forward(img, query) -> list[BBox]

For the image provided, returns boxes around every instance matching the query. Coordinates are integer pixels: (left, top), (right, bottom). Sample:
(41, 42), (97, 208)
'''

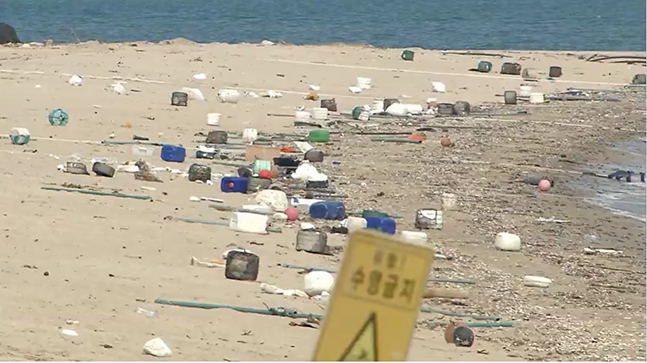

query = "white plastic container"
(519, 86), (533, 97)
(295, 111), (311, 122)
(494, 232), (522, 251)
(303, 271), (335, 297)
(523, 275), (552, 288)
(143, 338), (172, 357)
(348, 86), (362, 94)
(242, 128), (258, 143)
(207, 113), (221, 126)
(111, 83), (126, 95)
(442, 193), (457, 210)
(311, 107), (328, 121)
(229, 212), (269, 234)
(401, 231), (428, 244)
(255, 190), (289, 212)
(522, 68), (538, 80)
(529, 93), (545, 104)
(217, 89), (241, 104)
(431, 81), (446, 93)
(132, 145), (154, 156)
(356, 77), (372, 90)
(358, 111), (371, 121)
(346, 217), (368, 234)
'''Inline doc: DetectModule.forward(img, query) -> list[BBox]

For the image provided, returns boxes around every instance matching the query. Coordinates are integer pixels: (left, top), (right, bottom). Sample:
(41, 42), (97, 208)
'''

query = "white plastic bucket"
(242, 128), (258, 143)
(311, 107), (328, 121)
(356, 77), (372, 90)
(295, 111), (311, 122)
(217, 89), (241, 104)
(431, 82), (446, 93)
(401, 231), (428, 244)
(207, 113), (221, 126)
(229, 212), (269, 234)
(346, 217), (367, 234)
(530, 93), (545, 104)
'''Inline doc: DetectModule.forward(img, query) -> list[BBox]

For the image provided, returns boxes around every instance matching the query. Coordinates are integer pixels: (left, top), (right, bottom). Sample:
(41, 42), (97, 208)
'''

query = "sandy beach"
(0, 40), (645, 361)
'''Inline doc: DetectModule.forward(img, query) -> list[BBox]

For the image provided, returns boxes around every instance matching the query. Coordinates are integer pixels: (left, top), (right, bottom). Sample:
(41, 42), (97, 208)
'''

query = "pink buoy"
(538, 179), (551, 191)
(285, 207), (299, 221)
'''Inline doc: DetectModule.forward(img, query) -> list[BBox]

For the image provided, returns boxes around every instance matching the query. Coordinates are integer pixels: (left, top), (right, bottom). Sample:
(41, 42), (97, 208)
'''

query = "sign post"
(312, 229), (435, 361)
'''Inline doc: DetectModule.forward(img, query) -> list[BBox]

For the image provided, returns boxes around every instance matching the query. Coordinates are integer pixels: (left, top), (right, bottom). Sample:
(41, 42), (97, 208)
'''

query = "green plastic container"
(477, 61), (492, 73)
(308, 130), (330, 143)
(351, 106), (364, 120)
(362, 210), (389, 218)
(9, 128), (30, 145)
(48, 109), (69, 126)
(401, 50), (414, 61)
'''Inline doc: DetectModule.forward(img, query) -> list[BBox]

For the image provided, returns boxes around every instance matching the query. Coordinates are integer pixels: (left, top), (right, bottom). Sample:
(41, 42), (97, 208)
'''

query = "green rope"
(428, 278), (478, 285)
(155, 298), (323, 320)
(41, 187), (151, 200)
(423, 321), (513, 328)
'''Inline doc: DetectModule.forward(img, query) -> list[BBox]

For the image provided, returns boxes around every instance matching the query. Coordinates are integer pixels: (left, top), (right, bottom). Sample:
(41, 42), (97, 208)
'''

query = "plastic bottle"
(309, 201), (345, 220)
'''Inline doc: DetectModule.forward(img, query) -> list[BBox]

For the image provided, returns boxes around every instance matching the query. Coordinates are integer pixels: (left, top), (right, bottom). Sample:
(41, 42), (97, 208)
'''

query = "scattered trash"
(549, 66), (562, 78)
(537, 179), (551, 191)
(9, 127), (30, 145)
(494, 232), (521, 251)
(207, 113), (221, 126)
(309, 85), (321, 91)
(92, 162), (115, 177)
(217, 89), (241, 104)
(61, 329), (78, 337)
(136, 308), (158, 317)
(303, 271), (335, 297)
(296, 229), (328, 254)
(171, 91), (188, 106)
(401, 50), (414, 61)
(523, 275), (552, 288)
(500, 62), (522, 75)
(68, 75), (82, 86)
(229, 212), (269, 234)
(224, 250), (260, 281)
(260, 283), (308, 298)
(111, 83), (126, 95)
(348, 86), (362, 94)
(180, 87), (205, 101)
(191, 256), (225, 268)
(48, 109), (69, 126)
(583, 247), (623, 256)
(400, 230), (428, 244)
(193, 73), (207, 80)
(143, 338), (172, 358)
(356, 77), (372, 90)
(536, 217), (570, 224)
(431, 81), (446, 93)
(414, 209), (443, 230)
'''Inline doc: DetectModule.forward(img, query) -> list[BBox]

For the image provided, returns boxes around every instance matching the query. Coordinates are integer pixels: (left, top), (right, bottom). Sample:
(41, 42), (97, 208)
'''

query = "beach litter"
(143, 338), (172, 358)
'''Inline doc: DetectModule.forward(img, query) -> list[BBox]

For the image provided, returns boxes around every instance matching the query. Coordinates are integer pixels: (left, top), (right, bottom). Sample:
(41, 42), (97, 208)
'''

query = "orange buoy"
(440, 137), (453, 147)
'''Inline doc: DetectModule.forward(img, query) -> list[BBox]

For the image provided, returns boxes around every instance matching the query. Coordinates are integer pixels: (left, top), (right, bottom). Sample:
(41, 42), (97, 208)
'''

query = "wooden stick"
(423, 287), (469, 299)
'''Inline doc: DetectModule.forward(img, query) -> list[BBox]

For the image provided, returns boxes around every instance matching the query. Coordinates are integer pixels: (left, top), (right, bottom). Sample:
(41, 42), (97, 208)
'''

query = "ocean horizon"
(1, 0), (645, 51)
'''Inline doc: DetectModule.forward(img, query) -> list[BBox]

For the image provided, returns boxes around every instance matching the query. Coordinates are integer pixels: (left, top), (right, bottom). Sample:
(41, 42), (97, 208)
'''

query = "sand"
(0, 40), (645, 361)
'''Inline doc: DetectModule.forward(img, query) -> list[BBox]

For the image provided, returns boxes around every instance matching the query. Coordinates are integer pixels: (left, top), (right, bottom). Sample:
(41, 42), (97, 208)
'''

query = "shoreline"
(0, 42), (644, 361)
(7, 39), (647, 55)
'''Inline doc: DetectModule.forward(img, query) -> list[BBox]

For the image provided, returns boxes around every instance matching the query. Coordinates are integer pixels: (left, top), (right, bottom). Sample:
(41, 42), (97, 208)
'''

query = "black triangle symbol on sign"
(340, 313), (377, 361)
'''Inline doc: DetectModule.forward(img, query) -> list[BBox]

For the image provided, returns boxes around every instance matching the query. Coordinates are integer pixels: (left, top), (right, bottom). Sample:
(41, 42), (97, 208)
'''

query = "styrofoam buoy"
(229, 213), (269, 234)
(523, 275), (552, 288)
(242, 128), (258, 143)
(504, 91), (517, 105)
(255, 190), (289, 211)
(494, 232), (521, 251)
(295, 110), (311, 122)
(180, 87), (205, 101)
(143, 338), (172, 357)
(311, 107), (329, 121)
(356, 77), (372, 90)
(522, 68), (538, 80)
(529, 93), (545, 104)
(500, 62), (522, 75)
(207, 113), (221, 126)
(68, 75), (82, 86)
(304, 271), (335, 297)
(519, 86), (533, 97)
(442, 193), (457, 210)
(431, 82), (446, 93)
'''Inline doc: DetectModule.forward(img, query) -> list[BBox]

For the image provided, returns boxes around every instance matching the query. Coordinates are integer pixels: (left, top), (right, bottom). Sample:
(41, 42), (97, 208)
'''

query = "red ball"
(258, 169), (272, 179)
(538, 180), (550, 191)
(285, 207), (298, 221)
(228, 182), (234, 189)
(440, 137), (452, 147)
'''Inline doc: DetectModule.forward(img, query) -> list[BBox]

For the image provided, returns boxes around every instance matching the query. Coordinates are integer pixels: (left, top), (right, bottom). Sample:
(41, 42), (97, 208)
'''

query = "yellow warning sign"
(313, 229), (434, 361)
(340, 314), (377, 361)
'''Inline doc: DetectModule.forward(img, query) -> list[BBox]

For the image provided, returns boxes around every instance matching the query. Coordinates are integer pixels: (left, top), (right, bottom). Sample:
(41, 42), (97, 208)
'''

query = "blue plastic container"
(221, 177), (248, 193)
(161, 145), (186, 162)
(365, 216), (396, 235)
(309, 202), (345, 220)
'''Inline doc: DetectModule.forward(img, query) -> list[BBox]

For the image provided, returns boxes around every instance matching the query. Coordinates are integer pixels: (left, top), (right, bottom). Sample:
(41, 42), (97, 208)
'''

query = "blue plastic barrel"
(365, 216), (396, 235)
(309, 202), (345, 220)
(161, 145), (186, 162)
